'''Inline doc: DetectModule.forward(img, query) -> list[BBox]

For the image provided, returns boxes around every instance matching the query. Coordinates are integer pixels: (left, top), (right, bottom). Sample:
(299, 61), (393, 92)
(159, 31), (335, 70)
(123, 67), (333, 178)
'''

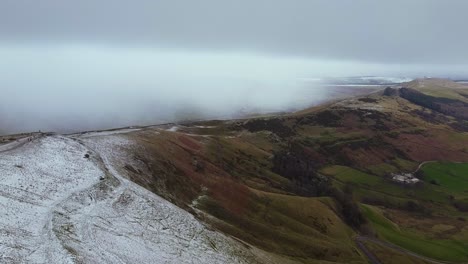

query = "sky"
(0, 0), (467, 133)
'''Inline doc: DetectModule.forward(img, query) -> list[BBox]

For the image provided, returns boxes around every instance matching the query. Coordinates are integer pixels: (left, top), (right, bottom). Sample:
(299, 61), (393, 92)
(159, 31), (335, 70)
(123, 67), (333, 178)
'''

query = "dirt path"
(50, 136), (124, 263)
(0, 134), (42, 153)
(355, 237), (381, 264)
(413, 160), (436, 174)
(356, 236), (458, 264)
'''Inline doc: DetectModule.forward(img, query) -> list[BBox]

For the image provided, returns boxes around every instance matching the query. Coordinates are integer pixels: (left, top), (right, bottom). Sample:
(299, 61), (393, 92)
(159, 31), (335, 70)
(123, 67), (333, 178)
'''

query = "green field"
(320, 165), (449, 203)
(362, 205), (468, 262)
(421, 162), (468, 198)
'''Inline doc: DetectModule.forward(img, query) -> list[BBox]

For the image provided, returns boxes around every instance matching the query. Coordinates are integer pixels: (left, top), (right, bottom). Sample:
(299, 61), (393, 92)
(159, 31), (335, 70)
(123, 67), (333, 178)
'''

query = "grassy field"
(320, 165), (449, 203)
(421, 162), (468, 198)
(362, 205), (468, 262)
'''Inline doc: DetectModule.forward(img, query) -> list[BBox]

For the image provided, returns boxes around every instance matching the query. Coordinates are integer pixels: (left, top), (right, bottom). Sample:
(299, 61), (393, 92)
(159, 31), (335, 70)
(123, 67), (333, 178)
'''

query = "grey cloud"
(1, 0), (468, 64)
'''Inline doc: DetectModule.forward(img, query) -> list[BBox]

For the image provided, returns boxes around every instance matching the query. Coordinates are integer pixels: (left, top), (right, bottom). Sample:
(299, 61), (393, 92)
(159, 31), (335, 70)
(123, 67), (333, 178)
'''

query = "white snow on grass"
(0, 136), (103, 263)
(0, 133), (265, 263)
(0, 136), (35, 152)
(73, 128), (141, 138)
(166, 126), (179, 132)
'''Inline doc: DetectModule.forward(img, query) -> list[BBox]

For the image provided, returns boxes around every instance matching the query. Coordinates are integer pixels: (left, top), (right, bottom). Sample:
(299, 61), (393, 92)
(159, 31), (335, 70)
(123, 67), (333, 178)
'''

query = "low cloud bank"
(0, 44), (463, 134)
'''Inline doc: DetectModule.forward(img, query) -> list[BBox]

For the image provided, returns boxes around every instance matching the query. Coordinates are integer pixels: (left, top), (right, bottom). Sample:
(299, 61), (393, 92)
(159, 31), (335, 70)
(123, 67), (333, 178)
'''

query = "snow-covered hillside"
(0, 133), (270, 263)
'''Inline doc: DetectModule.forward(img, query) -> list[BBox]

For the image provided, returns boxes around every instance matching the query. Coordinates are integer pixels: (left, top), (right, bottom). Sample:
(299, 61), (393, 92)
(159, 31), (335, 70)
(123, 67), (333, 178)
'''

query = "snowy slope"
(0, 134), (269, 263)
(0, 136), (104, 263)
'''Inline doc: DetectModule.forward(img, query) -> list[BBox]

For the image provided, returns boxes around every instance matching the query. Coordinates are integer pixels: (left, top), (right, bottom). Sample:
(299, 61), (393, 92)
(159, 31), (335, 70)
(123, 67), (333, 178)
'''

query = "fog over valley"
(2, 44), (468, 134)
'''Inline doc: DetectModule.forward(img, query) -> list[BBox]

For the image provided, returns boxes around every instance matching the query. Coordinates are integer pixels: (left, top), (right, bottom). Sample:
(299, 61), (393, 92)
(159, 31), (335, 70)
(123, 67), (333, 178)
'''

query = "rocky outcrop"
(383, 87), (400, 96)
(399, 88), (468, 120)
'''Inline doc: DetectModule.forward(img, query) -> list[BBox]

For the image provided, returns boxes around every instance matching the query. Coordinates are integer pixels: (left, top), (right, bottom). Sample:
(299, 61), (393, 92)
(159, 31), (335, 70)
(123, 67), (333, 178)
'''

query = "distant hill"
(404, 78), (468, 103)
(382, 78), (468, 129)
(406, 78), (468, 90)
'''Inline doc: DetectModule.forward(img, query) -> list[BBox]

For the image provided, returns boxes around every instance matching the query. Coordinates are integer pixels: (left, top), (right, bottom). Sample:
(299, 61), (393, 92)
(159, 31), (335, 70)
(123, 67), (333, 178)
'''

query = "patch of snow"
(167, 126), (179, 132)
(334, 100), (384, 111)
(0, 136), (103, 263)
(323, 84), (383, 87)
(0, 135), (37, 152)
(76, 128), (141, 138)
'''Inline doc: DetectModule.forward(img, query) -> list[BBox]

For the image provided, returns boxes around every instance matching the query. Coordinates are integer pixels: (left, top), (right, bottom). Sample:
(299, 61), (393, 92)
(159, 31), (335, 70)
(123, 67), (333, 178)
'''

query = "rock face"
(399, 88), (468, 120)
(383, 87), (400, 96)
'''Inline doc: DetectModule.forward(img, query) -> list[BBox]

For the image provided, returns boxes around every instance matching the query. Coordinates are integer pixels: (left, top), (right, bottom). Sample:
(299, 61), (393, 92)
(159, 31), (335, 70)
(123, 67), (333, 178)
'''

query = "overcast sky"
(2, 0), (468, 64)
(0, 0), (467, 133)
